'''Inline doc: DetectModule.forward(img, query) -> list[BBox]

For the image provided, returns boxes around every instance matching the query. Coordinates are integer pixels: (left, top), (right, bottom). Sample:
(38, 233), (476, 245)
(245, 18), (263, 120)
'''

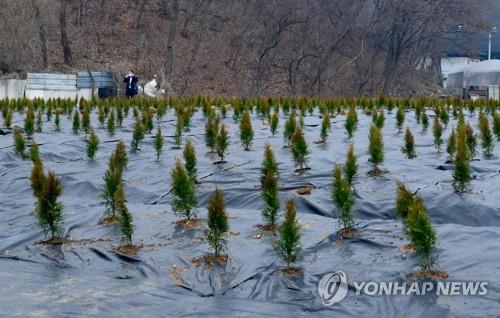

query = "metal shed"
(446, 60), (500, 100)
(25, 73), (78, 100)
(77, 71), (116, 99)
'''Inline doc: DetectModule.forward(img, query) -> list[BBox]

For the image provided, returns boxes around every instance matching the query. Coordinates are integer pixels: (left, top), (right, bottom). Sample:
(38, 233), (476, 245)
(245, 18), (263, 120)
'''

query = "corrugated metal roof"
(25, 73), (77, 91)
(77, 71), (116, 89)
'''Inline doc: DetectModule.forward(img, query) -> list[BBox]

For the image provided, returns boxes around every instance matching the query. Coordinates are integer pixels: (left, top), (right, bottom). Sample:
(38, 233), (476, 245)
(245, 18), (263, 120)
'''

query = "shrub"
(13, 128), (25, 158)
(406, 199), (436, 272)
(478, 112), (494, 157)
(446, 127), (456, 162)
(72, 110), (80, 134)
(154, 127), (164, 162)
(261, 143), (279, 179)
(344, 144), (357, 185)
(117, 106), (124, 127)
(101, 167), (123, 219)
(36, 110), (43, 132)
(216, 124), (229, 162)
(131, 120), (144, 151)
(174, 115), (183, 147)
(291, 126), (309, 170)
(29, 139), (40, 162)
(402, 127), (416, 159)
(98, 107), (106, 128)
(270, 112), (279, 136)
(395, 182), (416, 220)
(107, 110), (116, 136)
(432, 116), (443, 151)
(25, 106), (35, 137)
(396, 105), (405, 132)
(368, 125), (384, 173)
(30, 158), (46, 199)
(421, 112), (429, 131)
(205, 187), (229, 257)
(183, 138), (197, 182)
(54, 112), (61, 131)
(239, 110), (254, 150)
(116, 186), (134, 246)
(332, 164), (355, 232)
(3, 108), (12, 128)
(373, 110), (385, 129)
(465, 123), (478, 159)
(453, 125), (471, 192)
(345, 106), (357, 138)
(81, 109), (91, 133)
(283, 112), (297, 146)
(171, 159), (198, 220)
(275, 198), (301, 268)
(36, 171), (64, 240)
(111, 141), (128, 173)
(87, 130), (100, 161)
(319, 112), (330, 142)
(205, 116), (218, 152)
(262, 171), (280, 228)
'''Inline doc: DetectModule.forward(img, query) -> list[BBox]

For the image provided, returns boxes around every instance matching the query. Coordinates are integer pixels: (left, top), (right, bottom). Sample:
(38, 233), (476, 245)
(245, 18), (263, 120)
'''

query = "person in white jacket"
(144, 75), (159, 98)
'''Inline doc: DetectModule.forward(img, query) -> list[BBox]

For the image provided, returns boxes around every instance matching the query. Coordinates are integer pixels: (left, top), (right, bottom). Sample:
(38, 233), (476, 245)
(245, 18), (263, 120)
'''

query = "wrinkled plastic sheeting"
(0, 108), (499, 317)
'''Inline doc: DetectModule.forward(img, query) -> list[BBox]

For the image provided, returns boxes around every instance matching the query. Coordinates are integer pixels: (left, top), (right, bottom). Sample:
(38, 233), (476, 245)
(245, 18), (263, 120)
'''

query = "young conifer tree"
(171, 159), (198, 220)
(270, 112), (279, 136)
(4, 107), (12, 128)
(101, 142), (128, 220)
(82, 109), (91, 133)
(131, 120), (144, 151)
(98, 107), (106, 128)
(115, 186), (134, 247)
(25, 106), (35, 137)
(72, 110), (80, 134)
(291, 126), (309, 170)
(368, 124), (384, 173)
(13, 128), (25, 158)
(239, 110), (254, 150)
(87, 130), (100, 161)
(343, 144), (358, 185)
(402, 127), (417, 159)
(262, 171), (280, 228)
(54, 112), (61, 131)
(216, 124), (229, 162)
(30, 139), (40, 162)
(332, 164), (355, 232)
(319, 112), (331, 142)
(275, 198), (301, 268)
(344, 106), (357, 138)
(174, 115), (183, 147)
(283, 112), (297, 146)
(493, 113), (500, 141)
(37, 171), (64, 240)
(432, 116), (443, 151)
(373, 110), (385, 129)
(183, 138), (197, 182)
(446, 127), (456, 162)
(465, 123), (478, 159)
(453, 125), (471, 192)
(396, 105), (405, 133)
(406, 199), (436, 272)
(36, 110), (43, 132)
(478, 112), (494, 157)
(205, 115), (218, 153)
(154, 127), (164, 162)
(395, 182), (417, 221)
(107, 110), (116, 136)
(261, 143), (279, 180)
(421, 111), (429, 132)
(30, 158), (46, 199)
(205, 187), (229, 257)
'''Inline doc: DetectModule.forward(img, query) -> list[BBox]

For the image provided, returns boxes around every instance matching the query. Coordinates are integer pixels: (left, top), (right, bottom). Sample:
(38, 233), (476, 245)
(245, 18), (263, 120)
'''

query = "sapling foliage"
(395, 182), (417, 220)
(275, 198), (301, 268)
(239, 110), (254, 150)
(478, 112), (494, 157)
(87, 130), (100, 161)
(345, 106), (357, 138)
(446, 127), (456, 162)
(343, 144), (358, 185)
(30, 158), (46, 199)
(396, 105), (405, 133)
(402, 127), (416, 159)
(432, 116), (443, 151)
(406, 199), (437, 272)
(453, 125), (471, 192)
(332, 164), (355, 232)
(154, 127), (164, 162)
(131, 120), (144, 151)
(368, 125), (384, 173)
(72, 110), (80, 134)
(290, 126), (309, 170)
(205, 116), (218, 152)
(183, 138), (197, 182)
(37, 171), (64, 240)
(170, 159), (198, 220)
(270, 112), (279, 136)
(319, 112), (330, 142)
(262, 171), (280, 228)
(29, 139), (40, 162)
(13, 128), (25, 158)
(261, 143), (279, 179)
(216, 124), (229, 162)
(116, 186), (134, 246)
(205, 187), (229, 257)
(283, 112), (297, 146)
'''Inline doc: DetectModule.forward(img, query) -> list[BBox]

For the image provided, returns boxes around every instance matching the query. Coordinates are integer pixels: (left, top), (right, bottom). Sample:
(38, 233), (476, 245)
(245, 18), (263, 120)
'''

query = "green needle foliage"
(205, 187), (229, 257)
(332, 164), (355, 232)
(36, 110), (43, 132)
(13, 128), (25, 158)
(30, 158), (46, 199)
(81, 109), (91, 133)
(101, 142), (128, 219)
(319, 112), (330, 142)
(343, 144), (358, 185)
(98, 107), (106, 128)
(406, 199), (436, 272)
(216, 124), (229, 162)
(116, 186), (134, 246)
(262, 171), (280, 228)
(261, 143), (279, 180)
(174, 115), (183, 147)
(131, 120), (144, 151)
(36, 171), (64, 240)
(29, 139), (40, 162)
(275, 198), (301, 268)
(421, 111), (429, 132)
(283, 112), (297, 146)
(270, 112), (279, 136)
(25, 106), (35, 137)
(239, 110), (254, 150)
(107, 110), (116, 136)
(493, 113), (500, 141)
(72, 110), (80, 134)
(395, 182), (417, 224)
(478, 112), (494, 157)
(290, 126), (309, 170)
(368, 124), (384, 173)
(111, 141), (128, 173)
(154, 127), (164, 162)
(205, 116), (218, 152)
(402, 127), (416, 159)
(183, 138), (197, 182)
(432, 116), (443, 151)
(117, 106), (124, 127)
(453, 125), (471, 192)
(3, 108), (12, 128)
(465, 123), (478, 159)
(171, 159), (198, 220)
(54, 112), (60, 131)
(396, 105), (405, 132)
(87, 130), (100, 161)
(373, 110), (385, 129)
(344, 106), (357, 138)
(446, 127), (456, 162)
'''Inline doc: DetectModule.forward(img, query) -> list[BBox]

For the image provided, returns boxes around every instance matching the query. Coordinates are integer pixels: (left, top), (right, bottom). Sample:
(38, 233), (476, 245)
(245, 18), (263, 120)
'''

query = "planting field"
(0, 98), (499, 317)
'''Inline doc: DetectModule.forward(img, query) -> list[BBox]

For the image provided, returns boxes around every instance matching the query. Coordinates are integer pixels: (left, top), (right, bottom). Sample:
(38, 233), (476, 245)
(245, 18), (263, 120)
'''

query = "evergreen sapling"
(275, 198), (301, 268)
(205, 187), (229, 257)
(183, 138), (197, 182)
(170, 159), (198, 220)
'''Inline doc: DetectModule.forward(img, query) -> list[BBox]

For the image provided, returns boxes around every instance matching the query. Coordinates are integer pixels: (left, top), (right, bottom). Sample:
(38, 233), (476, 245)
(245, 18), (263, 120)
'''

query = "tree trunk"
(31, 0), (48, 69)
(164, 0), (179, 85)
(59, 0), (73, 67)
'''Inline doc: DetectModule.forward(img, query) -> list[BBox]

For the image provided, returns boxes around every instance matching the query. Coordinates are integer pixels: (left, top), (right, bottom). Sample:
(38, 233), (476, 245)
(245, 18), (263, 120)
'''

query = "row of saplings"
(28, 136), (443, 277)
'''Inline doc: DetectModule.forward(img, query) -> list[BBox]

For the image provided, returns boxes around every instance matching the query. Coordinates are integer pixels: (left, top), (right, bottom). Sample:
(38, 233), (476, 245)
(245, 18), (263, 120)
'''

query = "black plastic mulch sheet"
(0, 108), (499, 317)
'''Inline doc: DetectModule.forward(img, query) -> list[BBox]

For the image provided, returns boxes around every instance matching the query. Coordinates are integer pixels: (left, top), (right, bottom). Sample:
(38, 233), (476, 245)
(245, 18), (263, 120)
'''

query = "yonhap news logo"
(317, 271), (488, 306)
